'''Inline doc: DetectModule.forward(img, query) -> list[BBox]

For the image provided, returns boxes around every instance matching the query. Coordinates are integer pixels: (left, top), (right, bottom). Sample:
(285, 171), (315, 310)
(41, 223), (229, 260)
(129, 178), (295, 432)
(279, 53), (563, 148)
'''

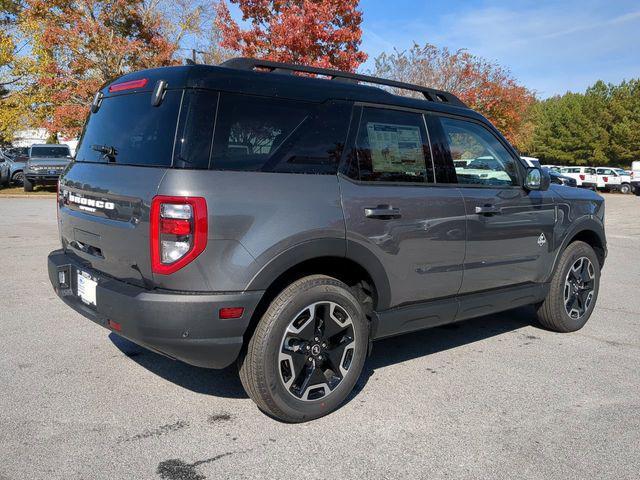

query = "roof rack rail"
(219, 57), (467, 108)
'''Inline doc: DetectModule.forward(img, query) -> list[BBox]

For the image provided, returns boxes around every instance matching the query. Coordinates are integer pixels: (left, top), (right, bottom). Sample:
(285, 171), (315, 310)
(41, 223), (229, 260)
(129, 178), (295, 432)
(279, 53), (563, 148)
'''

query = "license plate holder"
(77, 270), (97, 307)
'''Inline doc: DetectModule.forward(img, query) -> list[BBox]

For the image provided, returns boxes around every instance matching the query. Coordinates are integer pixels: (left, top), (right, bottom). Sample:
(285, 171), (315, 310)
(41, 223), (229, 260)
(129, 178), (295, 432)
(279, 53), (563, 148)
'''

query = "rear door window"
(76, 90), (182, 166)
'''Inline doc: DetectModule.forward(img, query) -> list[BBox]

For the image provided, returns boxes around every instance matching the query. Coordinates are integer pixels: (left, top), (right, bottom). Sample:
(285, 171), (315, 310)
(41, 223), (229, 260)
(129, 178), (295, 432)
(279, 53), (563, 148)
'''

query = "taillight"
(150, 196), (207, 275)
(579, 174), (585, 180)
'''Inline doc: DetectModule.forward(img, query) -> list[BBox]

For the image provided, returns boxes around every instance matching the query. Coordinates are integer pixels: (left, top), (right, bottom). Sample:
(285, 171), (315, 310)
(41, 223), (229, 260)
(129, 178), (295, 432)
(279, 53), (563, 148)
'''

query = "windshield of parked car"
(30, 146), (71, 158)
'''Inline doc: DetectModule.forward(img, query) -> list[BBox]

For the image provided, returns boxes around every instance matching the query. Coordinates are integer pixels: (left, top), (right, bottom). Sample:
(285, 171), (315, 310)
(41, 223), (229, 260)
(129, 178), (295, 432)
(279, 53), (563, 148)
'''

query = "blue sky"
(358, 0), (640, 97)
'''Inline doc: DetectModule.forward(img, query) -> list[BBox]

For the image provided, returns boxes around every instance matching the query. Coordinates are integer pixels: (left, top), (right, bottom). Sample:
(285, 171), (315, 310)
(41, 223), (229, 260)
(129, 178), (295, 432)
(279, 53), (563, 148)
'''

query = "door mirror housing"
(524, 167), (550, 191)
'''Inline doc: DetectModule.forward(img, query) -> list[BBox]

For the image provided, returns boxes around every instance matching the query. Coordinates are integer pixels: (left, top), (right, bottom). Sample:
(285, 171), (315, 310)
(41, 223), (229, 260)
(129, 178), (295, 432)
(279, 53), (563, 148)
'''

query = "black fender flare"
(548, 216), (606, 281)
(245, 238), (392, 310)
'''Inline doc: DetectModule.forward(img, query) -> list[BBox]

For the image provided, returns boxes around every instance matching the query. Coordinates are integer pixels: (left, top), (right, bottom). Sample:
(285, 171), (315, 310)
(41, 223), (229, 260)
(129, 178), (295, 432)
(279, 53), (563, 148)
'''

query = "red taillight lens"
(108, 78), (148, 93)
(160, 218), (191, 235)
(150, 196), (207, 275)
(579, 174), (585, 180)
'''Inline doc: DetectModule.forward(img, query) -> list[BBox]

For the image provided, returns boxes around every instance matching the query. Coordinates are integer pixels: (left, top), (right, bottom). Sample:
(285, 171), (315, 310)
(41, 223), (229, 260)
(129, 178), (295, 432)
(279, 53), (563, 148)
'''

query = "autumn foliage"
(22, 0), (180, 137)
(372, 43), (535, 145)
(215, 0), (367, 72)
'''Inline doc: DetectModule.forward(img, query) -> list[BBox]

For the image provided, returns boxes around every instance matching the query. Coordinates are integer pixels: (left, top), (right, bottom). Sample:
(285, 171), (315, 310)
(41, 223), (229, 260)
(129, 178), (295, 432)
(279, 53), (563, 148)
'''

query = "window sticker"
(366, 122), (424, 174)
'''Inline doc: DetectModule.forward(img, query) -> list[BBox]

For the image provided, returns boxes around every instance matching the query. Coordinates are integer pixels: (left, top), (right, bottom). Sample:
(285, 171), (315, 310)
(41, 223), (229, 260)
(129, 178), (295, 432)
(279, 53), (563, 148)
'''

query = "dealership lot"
(1, 194), (639, 480)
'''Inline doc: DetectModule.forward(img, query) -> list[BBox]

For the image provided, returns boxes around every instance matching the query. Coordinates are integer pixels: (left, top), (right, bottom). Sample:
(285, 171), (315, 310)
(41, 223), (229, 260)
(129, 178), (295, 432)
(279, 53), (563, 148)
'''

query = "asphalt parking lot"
(1, 194), (639, 480)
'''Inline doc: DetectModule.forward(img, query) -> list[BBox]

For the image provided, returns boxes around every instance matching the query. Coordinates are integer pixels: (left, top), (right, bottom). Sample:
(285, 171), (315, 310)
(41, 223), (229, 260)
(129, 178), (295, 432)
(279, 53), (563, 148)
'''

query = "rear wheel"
(23, 178), (33, 192)
(238, 275), (369, 422)
(536, 241), (600, 332)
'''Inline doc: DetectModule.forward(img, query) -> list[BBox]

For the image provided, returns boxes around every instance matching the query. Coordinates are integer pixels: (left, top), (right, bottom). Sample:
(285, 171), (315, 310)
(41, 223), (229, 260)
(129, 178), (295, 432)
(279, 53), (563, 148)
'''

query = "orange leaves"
(372, 43), (535, 145)
(216, 0), (367, 72)
(23, 0), (180, 137)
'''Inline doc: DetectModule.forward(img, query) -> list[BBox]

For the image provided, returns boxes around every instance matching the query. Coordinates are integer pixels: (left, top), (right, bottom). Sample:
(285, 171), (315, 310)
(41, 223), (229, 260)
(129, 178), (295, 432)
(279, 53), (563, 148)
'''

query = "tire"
(12, 171), (24, 186)
(536, 241), (600, 332)
(619, 183), (631, 195)
(23, 178), (33, 192)
(238, 275), (369, 422)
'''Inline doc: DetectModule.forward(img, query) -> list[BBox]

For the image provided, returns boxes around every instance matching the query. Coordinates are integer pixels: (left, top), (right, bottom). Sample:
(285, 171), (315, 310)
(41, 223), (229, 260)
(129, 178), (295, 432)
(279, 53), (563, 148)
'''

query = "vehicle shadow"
(108, 333), (248, 399)
(346, 305), (536, 402)
(109, 305), (537, 402)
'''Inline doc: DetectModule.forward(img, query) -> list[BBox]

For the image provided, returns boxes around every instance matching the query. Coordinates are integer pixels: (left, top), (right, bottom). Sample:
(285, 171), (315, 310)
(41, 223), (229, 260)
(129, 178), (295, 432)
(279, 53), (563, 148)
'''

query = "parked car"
(594, 167), (622, 192)
(558, 166), (598, 189)
(0, 153), (10, 187)
(1, 151), (28, 186)
(48, 58), (606, 422)
(612, 168), (633, 194)
(544, 168), (577, 187)
(4, 146), (29, 162)
(24, 144), (72, 192)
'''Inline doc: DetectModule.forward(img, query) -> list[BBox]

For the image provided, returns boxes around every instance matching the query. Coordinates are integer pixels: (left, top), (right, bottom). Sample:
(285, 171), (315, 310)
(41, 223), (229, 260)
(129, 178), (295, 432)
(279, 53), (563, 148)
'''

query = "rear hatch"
(58, 71), (193, 288)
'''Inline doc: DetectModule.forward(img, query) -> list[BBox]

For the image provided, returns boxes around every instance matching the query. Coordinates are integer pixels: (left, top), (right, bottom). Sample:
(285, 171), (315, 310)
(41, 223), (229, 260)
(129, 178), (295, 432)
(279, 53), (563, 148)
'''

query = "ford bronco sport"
(48, 58), (606, 422)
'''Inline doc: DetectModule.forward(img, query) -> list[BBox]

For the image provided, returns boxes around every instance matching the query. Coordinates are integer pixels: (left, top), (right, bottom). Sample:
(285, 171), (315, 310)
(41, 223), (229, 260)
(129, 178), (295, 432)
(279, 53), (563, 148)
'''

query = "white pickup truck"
(613, 168), (633, 194)
(594, 167), (623, 192)
(558, 166), (598, 189)
(632, 161), (640, 195)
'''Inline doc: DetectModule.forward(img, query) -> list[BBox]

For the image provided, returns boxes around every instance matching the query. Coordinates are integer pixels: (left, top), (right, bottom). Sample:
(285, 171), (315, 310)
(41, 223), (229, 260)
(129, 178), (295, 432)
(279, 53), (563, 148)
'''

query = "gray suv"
(24, 144), (72, 191)
(48, 58), (606, 422)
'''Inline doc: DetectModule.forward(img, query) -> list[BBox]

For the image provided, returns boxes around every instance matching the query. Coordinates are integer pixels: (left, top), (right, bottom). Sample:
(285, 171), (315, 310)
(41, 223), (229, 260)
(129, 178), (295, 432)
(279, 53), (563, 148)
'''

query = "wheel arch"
(550, 218), (606, 282)
(243, 239), (391, 343)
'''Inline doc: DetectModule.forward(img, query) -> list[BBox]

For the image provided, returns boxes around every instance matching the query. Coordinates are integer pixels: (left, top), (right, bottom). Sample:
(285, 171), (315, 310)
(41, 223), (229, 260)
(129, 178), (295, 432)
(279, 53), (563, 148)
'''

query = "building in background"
(12, 129), (78, 156)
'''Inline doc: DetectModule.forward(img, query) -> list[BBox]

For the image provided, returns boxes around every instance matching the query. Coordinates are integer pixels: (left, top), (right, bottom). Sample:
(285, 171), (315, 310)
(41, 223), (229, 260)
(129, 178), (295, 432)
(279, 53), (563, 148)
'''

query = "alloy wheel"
(564, 256), (595, 319)
(278, 301), (356, 401)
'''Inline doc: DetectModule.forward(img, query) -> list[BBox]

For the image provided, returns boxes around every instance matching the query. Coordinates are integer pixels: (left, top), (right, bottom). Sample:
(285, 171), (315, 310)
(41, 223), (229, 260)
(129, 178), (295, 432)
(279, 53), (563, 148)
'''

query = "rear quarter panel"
(156, 170), (345, 292)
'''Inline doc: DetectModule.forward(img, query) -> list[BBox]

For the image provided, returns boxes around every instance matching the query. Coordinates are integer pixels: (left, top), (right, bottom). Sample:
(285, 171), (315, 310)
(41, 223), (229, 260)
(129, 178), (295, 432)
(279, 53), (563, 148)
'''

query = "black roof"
(101, 57), (480, 119)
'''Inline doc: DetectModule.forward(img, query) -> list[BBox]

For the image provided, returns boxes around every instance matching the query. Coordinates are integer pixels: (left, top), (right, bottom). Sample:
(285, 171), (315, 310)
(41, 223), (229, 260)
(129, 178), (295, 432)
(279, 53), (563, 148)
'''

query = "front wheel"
(536, 241), (600, 332)
(12, 171), (24, 186)
(238, 275), (369, 422)
(619, 183), (631, 195)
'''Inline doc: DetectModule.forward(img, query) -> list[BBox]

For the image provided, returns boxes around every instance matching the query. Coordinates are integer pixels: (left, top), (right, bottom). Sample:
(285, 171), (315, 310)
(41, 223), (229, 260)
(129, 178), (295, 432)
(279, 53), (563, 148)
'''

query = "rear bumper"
(48, 249), (264, 369)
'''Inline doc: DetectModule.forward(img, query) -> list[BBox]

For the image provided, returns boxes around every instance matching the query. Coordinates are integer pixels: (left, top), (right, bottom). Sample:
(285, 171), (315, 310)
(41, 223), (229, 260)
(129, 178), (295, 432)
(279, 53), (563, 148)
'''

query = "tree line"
(1, 0), (637, 167)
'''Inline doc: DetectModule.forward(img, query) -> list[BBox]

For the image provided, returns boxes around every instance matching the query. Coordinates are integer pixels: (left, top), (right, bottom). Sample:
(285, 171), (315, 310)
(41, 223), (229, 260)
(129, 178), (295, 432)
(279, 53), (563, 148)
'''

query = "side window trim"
(431, 112), (525, 188)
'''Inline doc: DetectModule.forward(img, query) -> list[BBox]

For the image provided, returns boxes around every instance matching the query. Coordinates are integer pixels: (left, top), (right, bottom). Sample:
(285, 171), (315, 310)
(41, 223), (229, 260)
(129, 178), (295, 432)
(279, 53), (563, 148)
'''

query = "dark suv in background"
(24, 144), (72, 191)
(48, 58), (606, 422)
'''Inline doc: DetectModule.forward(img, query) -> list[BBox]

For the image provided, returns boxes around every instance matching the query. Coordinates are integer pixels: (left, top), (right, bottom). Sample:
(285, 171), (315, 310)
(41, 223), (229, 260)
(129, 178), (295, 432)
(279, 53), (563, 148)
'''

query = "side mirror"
(524, 167), (550, 191)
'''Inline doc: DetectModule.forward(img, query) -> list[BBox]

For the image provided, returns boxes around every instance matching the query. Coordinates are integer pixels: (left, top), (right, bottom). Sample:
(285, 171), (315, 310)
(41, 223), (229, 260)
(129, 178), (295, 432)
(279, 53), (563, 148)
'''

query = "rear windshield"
(31, 146), (70, 158)
(76, 91), (181, 166)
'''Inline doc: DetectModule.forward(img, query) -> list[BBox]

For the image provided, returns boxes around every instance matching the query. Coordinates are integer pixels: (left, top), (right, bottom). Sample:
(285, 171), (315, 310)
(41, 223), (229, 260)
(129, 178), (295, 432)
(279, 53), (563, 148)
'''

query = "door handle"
(475, 204), (501, 215)
(364, 206), (402, 219)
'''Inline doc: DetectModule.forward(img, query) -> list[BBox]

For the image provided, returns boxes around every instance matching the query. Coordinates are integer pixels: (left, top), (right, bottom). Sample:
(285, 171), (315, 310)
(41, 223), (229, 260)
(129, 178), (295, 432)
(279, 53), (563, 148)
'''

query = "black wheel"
(23, 178), (33, 192)
(536, 241), (600, 332)
(619, 183), (631, 195)
(12, 171), (24, 186)
(238, 275), (369, 422)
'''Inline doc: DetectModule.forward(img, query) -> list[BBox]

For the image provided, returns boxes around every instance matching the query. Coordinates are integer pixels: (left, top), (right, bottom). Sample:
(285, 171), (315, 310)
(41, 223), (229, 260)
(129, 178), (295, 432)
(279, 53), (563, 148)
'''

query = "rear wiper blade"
(91, 144), (118, 162)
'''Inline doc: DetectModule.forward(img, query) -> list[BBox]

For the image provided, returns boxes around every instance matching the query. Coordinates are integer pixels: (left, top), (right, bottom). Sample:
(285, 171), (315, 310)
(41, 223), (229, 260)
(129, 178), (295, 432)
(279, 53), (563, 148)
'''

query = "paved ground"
(1, 194), (639, 480)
